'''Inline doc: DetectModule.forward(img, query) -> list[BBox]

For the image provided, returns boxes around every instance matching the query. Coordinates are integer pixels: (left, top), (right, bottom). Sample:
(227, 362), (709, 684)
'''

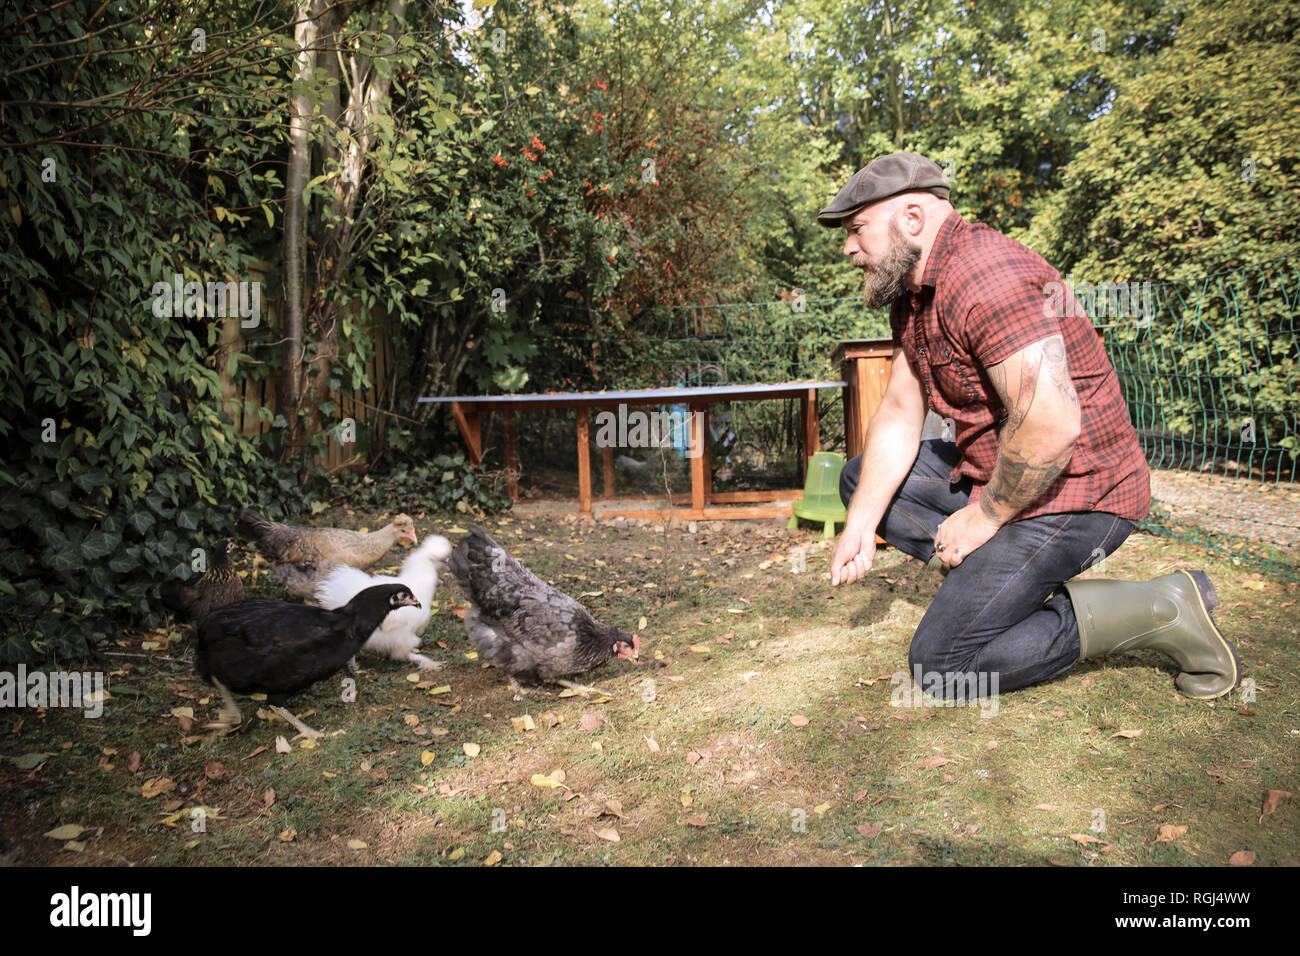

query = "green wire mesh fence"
(1100, 258), (1300, 575)
(523, 266), (1298, 572)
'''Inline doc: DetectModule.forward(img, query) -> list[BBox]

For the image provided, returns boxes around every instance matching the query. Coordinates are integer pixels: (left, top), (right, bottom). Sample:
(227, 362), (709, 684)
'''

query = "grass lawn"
(2, 513), (1296, 867)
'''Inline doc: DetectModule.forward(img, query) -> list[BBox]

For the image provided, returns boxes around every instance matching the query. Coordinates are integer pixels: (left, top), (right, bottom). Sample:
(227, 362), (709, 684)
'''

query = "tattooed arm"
(978, 334), (1082, 526)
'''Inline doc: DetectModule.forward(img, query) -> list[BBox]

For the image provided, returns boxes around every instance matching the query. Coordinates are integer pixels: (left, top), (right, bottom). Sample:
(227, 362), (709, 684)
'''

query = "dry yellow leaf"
(347, 839), (368, 850)
(689, 644), (710, 654)
(463, 743), (481, 758)
(789, 715), (810, 727)
(813, 802), (831, 815)
(512, 714), (537, 732)
(484, 850), (502, 866)
(420, 750), (436, 766)
(1229, 849), (1256, 866)
(44, 824), (85, 840)
(299, 739), (316, 749)
(169, 707), (194, 719)
(593, 827), (620, 843)
(680, 793), (693, 807)
(279, 827), (296, 842)
(140, 777), (176, 799)
(638, 616), (648, 630)
(403, 714), (420, 727)
(1156, 824), (1188, 842)
(448, 847), (465, 861)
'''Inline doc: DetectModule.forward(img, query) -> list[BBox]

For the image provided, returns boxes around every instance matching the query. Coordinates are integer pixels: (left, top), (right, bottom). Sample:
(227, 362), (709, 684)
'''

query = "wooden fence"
(215, 294), (395, 471)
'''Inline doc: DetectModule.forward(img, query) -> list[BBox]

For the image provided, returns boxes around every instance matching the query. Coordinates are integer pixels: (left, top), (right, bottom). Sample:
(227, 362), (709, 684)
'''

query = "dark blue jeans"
(839, 440), (1134, 697)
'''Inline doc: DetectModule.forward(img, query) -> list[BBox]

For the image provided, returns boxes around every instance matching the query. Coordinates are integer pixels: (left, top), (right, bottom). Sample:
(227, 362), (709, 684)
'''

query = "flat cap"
(817, 152), (950, 227)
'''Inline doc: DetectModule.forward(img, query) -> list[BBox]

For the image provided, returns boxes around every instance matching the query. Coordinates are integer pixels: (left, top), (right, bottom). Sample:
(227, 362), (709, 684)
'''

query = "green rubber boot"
(1063, 569), (1242, 700)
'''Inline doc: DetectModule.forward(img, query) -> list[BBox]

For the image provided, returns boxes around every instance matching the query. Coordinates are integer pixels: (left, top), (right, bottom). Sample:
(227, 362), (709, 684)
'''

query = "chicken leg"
(268, 705), (324, 741)
(204, 677), (244, 732)
(556, 678), (614, 698)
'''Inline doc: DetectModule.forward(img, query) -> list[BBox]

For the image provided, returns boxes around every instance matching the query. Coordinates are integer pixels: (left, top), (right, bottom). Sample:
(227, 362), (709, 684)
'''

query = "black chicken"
(160, 539), (244, 621)
(447, 526), (639, 700)
(195, 583), (420, 739)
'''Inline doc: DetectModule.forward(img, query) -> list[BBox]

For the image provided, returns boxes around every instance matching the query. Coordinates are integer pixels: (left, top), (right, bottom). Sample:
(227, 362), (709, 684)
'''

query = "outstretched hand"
(830, 524), (876, 586)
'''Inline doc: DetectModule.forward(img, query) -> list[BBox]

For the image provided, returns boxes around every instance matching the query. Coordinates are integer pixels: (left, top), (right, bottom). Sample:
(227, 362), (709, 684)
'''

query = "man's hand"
(933, 501), (1001, 570)
(831, 524), (877, 586)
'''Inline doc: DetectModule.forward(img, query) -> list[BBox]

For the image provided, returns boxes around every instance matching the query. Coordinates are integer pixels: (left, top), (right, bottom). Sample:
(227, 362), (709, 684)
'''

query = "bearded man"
(821, 152), (1240, 700)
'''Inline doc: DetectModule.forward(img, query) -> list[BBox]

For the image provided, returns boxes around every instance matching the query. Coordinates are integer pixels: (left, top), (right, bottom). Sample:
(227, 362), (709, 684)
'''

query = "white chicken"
(312, 534), (453, 671)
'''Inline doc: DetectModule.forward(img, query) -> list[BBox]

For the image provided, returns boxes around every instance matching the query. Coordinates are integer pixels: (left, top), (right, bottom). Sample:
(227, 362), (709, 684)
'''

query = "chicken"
(313, 534), (453, 670)
(160, 539), (244, 621)
(237, 508), (418, 600)
(447, 526), (639, 700)
(195, 583), (420, 739)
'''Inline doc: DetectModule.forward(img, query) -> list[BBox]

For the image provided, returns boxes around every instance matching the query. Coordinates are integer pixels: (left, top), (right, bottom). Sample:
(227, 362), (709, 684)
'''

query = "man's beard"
(855, 218), (921, 309)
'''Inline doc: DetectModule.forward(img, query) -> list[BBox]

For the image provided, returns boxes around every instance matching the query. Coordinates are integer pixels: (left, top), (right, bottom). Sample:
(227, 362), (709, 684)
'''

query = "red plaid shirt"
(890, 211), (1151, 522)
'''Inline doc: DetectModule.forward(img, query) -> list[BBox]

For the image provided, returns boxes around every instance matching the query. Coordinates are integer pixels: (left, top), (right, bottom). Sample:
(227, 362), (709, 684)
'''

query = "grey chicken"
(447, 526), (639, 700)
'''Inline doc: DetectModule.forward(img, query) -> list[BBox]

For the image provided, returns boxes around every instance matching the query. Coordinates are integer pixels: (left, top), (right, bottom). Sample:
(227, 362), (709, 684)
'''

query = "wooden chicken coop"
(422, 337), (896, 522)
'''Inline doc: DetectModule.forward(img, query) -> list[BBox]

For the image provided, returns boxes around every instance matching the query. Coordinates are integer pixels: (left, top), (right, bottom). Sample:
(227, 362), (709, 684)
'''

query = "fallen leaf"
(347, 839), (368, 850)
(169, 707), (194, 719)
(1262, 790), (1293, 816)
(645, 736), (660, 753)
(1155, 824), (1188, 842)
(421, 750), (436, 766)
(126, 752), (141, 773)
(592, 827), (620, 843)
(1033, 804), (1058, 811)
(789, 715), (810, 727)
(856, 822), (883, 839)
(427, 685), (452, 696)
(680, 793), (693, 807)
(263, 788), (275, 808)
(204, 761), (227, 781)
(484, 850), (503, 866)
(531, 769), (567, 789)
(299, 739), (316, 750)
(278, 827), (296, 842)
(140, 777), (176, 799)
(275, 736), (291, 754)
(813, 802), (831, 815)
(579, 713), (604, 732)
(447, 847), (466, 861)
(853, 790), (868, 803)
(44, 824), (85, 841)
(689, 644), (710, 654)
(404, 714), (421, 727)
(512, 714), (537, 732)
(917, 756), (952, 770)
(684, 814), (711, 827)
(463, 743), (481, 758)
(1112, 729), (1143, 739)
(1069, 833), (1107, 846)
(1228, 849), (1256, 866)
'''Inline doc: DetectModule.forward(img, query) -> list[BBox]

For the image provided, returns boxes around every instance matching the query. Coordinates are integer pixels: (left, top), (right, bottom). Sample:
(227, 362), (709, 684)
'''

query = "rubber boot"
(1063, 570), (1242, 700)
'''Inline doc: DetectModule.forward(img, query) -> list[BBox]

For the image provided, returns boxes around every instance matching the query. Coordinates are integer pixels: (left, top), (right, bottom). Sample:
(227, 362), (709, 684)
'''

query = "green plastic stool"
(787, 451), (848, 540)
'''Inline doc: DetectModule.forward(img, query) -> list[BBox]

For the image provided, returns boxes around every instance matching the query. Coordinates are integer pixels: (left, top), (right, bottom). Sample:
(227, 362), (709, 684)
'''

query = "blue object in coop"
(787, 451), (848, 540)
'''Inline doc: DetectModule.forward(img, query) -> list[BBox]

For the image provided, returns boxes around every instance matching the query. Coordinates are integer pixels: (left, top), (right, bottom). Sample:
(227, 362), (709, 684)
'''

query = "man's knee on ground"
(839, 455), (861, 507)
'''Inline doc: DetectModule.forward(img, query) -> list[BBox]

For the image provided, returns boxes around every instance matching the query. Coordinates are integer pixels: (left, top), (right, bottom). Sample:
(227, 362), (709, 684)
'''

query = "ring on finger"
(953, 548), (964, 560)
(935, 542), (946, 553)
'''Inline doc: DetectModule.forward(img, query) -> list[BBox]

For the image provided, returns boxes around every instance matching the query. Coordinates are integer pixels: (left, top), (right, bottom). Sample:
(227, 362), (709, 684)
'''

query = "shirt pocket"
(927, 345), (980, 407)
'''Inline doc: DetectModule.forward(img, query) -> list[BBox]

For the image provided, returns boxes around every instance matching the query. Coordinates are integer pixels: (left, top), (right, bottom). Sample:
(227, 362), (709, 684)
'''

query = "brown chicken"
(237, 508), (418, 600)
(160, 539), (244, 621)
